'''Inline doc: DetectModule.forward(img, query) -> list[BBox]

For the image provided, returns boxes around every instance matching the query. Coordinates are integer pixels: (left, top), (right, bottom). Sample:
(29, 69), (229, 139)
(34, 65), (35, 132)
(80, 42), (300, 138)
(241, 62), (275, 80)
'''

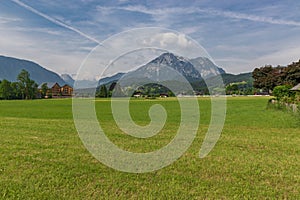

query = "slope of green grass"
(0, 97), (299, 199)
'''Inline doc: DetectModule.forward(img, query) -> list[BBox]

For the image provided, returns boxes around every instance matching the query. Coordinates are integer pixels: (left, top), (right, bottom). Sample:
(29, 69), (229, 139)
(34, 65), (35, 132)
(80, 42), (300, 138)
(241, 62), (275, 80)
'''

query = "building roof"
(290, 83), (300, 91)
(38, 82), (60, 89)
(61, 84), (72, 88)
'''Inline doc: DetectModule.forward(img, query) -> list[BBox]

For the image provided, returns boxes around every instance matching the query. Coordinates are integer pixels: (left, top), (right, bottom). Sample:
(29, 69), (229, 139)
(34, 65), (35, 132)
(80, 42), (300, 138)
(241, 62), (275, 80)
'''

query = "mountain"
(98, 53), (225, 86)
(0, 55), (66, 85)
(190, 72), (253, 92)
(143, 52), (202, 80)
(60, 74), (74, 86)
(74, 80), (100, 89)
(96, 53), (253, 95)
(190, 57), (225, 78)
(60, 73), (102, 89)
(202, 72), (253, 88)
(220, 72), (253, 85)
(98, 72), (125, 86)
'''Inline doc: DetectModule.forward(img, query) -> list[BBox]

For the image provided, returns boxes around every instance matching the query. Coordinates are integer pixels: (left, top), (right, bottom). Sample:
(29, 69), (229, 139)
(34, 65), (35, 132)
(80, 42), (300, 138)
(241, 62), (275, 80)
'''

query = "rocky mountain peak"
(146, 52), (202, 79)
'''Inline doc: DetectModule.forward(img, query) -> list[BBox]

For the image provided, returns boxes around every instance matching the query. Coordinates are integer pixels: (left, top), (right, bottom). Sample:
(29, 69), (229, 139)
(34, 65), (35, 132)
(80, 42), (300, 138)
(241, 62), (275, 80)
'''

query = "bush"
(272, 85), (294, 100)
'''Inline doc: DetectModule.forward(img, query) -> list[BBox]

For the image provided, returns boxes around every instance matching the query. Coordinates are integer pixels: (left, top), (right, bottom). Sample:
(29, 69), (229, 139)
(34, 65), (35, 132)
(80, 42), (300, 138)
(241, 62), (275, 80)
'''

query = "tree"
(226, 84), (239, 95)
(252, 65), (278, 92)
(284, 61), (300, 86)
(41, 83), (49, 98)
(96, 85), (108, 98)
(10, 82), (22, 99)
(17, 69), (38, 99)
(29, 82), (38, 99)
(252, 61), (300, 93)
(111, 83), (125, 97)
(0, 79), (12, 100)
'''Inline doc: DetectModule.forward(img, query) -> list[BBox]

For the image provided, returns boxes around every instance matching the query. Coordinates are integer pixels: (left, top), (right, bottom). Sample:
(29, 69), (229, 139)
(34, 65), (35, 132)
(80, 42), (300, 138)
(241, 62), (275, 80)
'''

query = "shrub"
(272, 85), (294, 100)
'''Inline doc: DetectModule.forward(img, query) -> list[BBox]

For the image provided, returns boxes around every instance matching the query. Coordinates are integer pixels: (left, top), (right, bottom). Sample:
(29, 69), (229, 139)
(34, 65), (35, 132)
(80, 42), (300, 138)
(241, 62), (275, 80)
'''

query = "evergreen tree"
(96, 85), (108, 98)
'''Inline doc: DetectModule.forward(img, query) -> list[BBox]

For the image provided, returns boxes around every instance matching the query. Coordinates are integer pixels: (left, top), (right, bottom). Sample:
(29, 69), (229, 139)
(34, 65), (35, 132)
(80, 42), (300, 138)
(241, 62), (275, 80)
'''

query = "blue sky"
(1, 0), (300, 79)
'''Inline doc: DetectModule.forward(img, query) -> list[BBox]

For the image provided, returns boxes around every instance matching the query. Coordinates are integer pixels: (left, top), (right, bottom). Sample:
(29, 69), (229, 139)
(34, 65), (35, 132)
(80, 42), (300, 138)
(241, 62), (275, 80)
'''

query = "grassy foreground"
(0, 97), (299, 199)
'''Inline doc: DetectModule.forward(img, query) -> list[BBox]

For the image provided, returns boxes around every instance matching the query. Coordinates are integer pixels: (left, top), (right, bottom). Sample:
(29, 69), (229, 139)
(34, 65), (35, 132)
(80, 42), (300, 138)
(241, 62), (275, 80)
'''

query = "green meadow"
(0, 97), (299, 199)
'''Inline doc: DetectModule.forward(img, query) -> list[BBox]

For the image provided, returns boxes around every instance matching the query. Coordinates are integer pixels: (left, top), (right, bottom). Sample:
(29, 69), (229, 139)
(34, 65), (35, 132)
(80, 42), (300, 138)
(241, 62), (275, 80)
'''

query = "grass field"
(0, 97), (299, 199)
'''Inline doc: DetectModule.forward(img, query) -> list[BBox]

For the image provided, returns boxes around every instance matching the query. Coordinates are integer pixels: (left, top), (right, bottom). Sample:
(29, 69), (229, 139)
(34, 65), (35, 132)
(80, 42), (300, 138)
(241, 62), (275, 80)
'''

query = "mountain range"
(60, 74), (74, 86)
(0, 54), (253, 90)
(96, 53), (253, 89)
(0, 55), (66, 85)
(96, 53), (228, 86)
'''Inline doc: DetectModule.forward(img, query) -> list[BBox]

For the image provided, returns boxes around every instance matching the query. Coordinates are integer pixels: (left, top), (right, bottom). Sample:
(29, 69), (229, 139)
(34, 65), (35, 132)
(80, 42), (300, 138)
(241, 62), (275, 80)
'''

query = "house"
(290, 83), (300, 92)
(160, 93), (169, 98)
(61, 84), (73, 96)
(38, 82), (73, 98)
(133, 91), (142, 98)
(38, 82), (61, 98)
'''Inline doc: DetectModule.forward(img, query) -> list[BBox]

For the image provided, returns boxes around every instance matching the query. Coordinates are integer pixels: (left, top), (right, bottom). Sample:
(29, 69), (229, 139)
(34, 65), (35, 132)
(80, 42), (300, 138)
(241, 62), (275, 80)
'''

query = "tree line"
(0, 69), (38, 100)
(96, 82), (176, 98)
(252, 60), (300, 92)
(252, 60), (300, 104)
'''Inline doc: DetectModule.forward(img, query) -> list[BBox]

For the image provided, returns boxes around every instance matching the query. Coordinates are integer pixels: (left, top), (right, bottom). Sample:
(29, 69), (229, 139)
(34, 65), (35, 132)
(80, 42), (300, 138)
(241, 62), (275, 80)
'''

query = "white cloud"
(0, 20), (94, 76)
(204, 8), (300, 27)
(214, 44), (300, 74)
(0, 16), (21, 24)
(100, 5), (300, 27)
(214, 58), (253, 74)
(144, 32), (193, 48)
(74, 28), (213, 80)
(253, 46), (300, 67)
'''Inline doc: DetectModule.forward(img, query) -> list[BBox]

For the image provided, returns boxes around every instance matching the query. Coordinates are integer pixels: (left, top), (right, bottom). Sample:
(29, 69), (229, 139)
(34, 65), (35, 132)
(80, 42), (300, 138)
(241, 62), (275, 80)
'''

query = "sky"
(1, 0), (300, 80)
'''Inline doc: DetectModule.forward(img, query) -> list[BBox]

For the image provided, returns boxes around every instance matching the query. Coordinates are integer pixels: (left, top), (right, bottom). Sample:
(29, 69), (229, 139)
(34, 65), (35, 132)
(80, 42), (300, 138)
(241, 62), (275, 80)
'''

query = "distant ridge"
(0, 55), (66, 85)
(98, 72), (125, 86)
(60, 74), (74, 86)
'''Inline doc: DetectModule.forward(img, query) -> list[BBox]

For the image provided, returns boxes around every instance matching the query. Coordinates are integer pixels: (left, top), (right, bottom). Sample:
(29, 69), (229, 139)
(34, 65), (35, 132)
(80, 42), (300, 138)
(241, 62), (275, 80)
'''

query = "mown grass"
(0, 97), (299, 199)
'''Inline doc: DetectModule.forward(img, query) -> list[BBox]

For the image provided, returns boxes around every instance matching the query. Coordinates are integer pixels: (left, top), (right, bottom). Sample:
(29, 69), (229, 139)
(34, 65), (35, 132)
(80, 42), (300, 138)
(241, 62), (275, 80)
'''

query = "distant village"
(0, 60), (300, 104)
